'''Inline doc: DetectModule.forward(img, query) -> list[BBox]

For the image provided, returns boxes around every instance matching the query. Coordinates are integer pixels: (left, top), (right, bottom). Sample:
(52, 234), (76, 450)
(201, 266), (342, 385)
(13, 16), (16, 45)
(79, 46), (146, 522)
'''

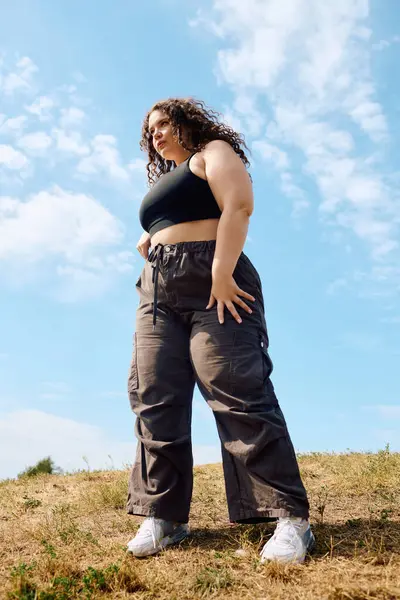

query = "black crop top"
(139, 153), (222, 236)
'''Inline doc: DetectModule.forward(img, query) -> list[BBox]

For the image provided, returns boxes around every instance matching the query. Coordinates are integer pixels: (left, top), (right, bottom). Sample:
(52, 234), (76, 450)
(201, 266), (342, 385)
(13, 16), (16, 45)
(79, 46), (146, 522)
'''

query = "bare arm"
(203, 140), (255, 324)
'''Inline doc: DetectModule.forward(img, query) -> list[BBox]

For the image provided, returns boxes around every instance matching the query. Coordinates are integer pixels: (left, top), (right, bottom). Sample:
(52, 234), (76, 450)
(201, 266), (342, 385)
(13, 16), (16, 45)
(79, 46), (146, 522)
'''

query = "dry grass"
(1, 449), (400, 599)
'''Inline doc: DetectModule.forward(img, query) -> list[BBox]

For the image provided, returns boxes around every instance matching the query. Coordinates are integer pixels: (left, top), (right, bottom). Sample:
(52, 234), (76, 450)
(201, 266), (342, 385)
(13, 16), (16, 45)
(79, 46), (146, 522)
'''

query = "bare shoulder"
(190, 140), (239, 180)
(203, 139), (236, 155)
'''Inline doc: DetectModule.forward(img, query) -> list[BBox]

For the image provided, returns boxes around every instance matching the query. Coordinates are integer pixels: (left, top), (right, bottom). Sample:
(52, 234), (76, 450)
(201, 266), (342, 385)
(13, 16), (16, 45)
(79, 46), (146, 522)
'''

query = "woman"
(126, 97), (314, 564)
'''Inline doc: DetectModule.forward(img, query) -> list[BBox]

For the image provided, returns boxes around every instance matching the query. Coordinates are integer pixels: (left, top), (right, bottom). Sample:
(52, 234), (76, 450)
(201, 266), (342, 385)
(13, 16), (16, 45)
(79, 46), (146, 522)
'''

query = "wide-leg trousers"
(127, 241), (309, 524)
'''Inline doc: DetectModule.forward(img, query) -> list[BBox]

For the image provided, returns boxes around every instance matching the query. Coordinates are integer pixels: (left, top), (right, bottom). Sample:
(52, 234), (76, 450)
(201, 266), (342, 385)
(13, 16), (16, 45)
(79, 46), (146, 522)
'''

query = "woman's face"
(148, 110), (182, 160)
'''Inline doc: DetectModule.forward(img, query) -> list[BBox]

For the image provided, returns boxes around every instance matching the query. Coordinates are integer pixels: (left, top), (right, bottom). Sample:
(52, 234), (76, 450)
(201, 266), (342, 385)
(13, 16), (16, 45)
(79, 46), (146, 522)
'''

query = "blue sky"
(0, 0), (399, 480)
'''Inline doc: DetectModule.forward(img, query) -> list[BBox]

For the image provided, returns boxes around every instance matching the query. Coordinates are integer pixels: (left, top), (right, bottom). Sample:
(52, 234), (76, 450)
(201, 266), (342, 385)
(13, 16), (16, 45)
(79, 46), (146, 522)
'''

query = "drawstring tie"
(148, 244), (163, 330)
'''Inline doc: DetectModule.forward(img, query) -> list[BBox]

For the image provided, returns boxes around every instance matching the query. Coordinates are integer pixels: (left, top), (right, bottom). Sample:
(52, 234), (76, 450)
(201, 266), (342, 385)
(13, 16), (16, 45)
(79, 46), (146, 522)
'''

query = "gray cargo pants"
(127, 241), (309, 524)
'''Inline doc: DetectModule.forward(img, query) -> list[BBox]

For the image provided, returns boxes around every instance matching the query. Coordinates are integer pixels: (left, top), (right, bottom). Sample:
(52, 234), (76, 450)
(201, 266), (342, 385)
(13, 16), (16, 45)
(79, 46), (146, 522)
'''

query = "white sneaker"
(127, 517), (190, 557)
(260, 517), (315, 564)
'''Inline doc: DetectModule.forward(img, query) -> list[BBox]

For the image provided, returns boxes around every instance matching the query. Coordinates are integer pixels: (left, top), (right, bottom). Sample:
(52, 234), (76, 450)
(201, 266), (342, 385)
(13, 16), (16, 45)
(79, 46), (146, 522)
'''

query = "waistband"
(149, 239), (216, 258)
(147, 240), (216, 330)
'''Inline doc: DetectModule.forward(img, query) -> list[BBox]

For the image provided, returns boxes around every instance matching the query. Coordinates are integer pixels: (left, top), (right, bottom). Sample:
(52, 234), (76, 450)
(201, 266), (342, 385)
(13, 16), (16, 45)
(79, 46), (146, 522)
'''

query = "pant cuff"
(127, 504), (189, 524)
(230, 508), (309, 523)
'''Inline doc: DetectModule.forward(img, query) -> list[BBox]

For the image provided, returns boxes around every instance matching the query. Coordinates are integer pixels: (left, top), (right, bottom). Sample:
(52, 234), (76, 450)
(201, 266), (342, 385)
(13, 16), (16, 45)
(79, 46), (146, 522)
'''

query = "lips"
(157, 141), (166, 150)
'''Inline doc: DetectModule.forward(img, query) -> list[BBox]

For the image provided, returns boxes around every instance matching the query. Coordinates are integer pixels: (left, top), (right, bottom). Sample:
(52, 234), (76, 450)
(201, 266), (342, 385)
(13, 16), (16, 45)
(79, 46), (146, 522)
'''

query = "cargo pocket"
(260, 333), (273, 380)
(259, 333), (278, 405)
(128, 332), (138, 392)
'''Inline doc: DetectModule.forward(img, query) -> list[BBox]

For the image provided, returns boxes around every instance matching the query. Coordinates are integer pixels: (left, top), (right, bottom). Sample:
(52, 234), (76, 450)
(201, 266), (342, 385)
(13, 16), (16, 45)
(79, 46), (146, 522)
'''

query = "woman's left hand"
(206, 274), (255, 324)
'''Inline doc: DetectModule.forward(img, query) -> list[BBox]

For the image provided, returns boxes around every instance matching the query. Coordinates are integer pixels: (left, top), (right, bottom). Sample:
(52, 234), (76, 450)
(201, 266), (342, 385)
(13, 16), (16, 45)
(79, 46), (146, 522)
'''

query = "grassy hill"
(1, 450), (399, 599)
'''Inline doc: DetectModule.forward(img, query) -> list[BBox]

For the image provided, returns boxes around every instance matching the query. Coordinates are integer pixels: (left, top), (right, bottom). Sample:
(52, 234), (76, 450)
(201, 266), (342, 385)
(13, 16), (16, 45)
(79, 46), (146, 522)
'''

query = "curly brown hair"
(140, 97), (251, 186)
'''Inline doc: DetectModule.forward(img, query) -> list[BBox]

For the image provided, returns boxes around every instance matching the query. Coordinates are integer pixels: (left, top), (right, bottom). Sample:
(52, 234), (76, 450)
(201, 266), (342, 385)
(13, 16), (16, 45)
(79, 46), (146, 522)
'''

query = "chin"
(161, 151), (174, 161)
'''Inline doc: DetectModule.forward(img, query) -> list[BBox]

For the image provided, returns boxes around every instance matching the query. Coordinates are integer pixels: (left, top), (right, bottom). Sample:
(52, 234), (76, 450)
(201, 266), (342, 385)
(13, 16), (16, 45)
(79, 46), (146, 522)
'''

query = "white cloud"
(128, 158), (147, 172)
(59, 107), (85, 128)
(55, 251), (134, 302)
(0, 144), (28, 170)
(0, 409), (221, 480)
(0, 57), (138, 298)
(0, 197), (19, 214)
(253, 140), (289, 170)
(220, 106), (244, 136)
(72, 71), (87, 83)
(25, 95), (55, 121)
(52, 128), (89, 156)
(351, 264), (400, 301)
(280, 172), (309, 213)
(381, 316), (400, 325)
(364, 405), (400, 419)
(348, 98), (388, 143)
(372, 35), (400, 51)
(193, 1), (399, 273)
(0, 409), (134, 479)
(0, 115), (28, 137)
(0, 186), (123, 264)
(0, 187), (135, 300)
(2, 57), (38, 95)
(18, 131), (52, 153)
(252, 140), (308, 213)
(78, 134), (130, 181)
(327, 277), (347, 295)
(231, 93), (265, 136)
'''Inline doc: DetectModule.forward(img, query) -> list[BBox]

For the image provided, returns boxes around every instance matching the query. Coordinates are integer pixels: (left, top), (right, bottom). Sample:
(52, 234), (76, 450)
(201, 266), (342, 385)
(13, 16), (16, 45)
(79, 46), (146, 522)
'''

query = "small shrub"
(8, 563), (37, 600)
(23, 497), (42, 510)
(18, 457), (62, 479)
(82, 565), (119, 593)
(41, 540), (57, 559)
(7, 563), (144, 599)
(43, 575), (79, 599)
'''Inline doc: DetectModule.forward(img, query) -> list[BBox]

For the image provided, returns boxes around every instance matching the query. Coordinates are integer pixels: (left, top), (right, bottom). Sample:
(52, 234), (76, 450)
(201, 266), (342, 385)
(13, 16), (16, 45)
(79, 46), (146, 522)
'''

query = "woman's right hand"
(136, 231), (151, 259)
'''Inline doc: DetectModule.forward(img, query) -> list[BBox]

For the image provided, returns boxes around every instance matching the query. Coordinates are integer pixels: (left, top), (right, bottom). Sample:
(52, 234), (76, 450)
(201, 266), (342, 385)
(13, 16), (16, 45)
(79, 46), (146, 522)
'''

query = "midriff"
(150, 218), (219, 247)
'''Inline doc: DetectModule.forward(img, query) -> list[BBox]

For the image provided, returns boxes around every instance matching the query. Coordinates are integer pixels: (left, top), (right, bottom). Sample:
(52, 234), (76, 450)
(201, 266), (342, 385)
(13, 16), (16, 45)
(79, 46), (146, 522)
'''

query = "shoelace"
(138, 517), (160, 549)
(273, 518), (303, 544)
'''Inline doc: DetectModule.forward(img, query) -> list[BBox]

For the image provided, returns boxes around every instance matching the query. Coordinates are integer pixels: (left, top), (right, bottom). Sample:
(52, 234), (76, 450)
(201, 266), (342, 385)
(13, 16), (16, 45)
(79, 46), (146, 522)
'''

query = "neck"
(174, 150), (192, 166)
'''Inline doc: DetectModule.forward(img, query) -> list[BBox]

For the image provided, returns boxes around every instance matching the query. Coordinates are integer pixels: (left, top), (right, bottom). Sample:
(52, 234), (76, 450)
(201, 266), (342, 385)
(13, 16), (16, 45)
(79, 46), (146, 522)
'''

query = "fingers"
(237, 287), (256, 302)
(206, 294), (216, 310)
(233, 295), (252, 315)
(207, 283), (256, 324)
(136, 244), (149, 259)
(226, 301), (242, 324)
(217, 300), (225, 324)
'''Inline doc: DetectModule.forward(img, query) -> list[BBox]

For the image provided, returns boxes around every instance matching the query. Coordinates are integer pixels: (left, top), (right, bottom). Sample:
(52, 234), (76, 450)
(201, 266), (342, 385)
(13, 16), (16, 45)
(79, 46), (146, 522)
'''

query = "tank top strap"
(186, 152), (197, 169)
